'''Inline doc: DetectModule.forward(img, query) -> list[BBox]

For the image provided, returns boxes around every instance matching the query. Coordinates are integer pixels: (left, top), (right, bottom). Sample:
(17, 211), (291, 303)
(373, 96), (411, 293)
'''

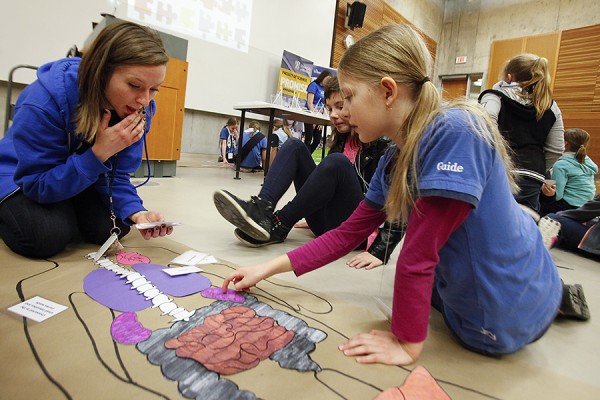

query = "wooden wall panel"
(486, 38), (525, 89)
(524, 32), (561, 90)
(331, 0), (437, 72)
(553, 25), (600, 112)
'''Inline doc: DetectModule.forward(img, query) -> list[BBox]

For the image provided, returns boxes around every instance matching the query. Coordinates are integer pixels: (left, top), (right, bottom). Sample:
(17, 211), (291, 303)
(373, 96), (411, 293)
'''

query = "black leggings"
(0, 187), (130, 258)
(303, 123), (322, 154)
(258, 138), (363, 236)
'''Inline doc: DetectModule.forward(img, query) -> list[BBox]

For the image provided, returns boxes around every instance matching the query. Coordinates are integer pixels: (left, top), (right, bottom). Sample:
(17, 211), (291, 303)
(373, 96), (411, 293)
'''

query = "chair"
(3, 64), (38, 135)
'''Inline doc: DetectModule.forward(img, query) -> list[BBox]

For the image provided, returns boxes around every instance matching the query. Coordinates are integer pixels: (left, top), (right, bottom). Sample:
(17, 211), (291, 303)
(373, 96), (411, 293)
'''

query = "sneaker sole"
(213, 190), (270, 241)
(538, 216), (561, 250)
(234, 229), (280, 248)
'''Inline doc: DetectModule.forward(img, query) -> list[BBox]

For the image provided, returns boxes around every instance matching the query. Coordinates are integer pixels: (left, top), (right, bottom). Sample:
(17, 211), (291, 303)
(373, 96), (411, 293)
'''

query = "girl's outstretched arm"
(222, 255), (293, 292)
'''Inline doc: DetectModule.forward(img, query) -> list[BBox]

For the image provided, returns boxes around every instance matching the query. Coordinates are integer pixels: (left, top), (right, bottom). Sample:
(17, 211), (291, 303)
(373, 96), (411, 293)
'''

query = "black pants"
(0, 187), (130, 258)
(258, 138), (363, 236)
(303, 123), (322, 154)
(515, 176), (542, 213)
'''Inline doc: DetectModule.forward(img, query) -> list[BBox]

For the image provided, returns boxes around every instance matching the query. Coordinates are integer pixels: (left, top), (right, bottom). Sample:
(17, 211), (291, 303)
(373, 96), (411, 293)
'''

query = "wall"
(437, 0), (600, 86)
(0, 0), (336, 143)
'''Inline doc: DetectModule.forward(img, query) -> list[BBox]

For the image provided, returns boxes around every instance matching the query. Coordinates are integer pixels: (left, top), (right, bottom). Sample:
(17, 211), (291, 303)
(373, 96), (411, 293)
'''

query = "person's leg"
(547, 212), (588, 251)
(232, 153), (364, 247)
(278, 153), (363, 236)
(213, 138), (317, 241)
(258, 138), (316, 205)
(515, 177), (542, 213)
(0, 192), (77, 258)
(71, 186), (131, 245)
(303, 123), (316, 152)
(309, 126), (322, 154)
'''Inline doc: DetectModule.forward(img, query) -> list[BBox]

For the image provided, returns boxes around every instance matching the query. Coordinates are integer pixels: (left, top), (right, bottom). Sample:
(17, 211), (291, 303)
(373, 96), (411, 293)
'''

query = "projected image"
(125, 0), (252, 52)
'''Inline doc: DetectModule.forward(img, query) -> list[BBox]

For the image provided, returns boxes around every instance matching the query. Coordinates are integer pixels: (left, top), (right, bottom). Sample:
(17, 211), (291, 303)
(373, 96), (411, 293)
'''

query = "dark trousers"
(0, 187), (130, 258)
(258, 138), (363, 236)
(546, 212), (590, 252)
(303, 123), (322, 154)
(515, 176), (543, 213)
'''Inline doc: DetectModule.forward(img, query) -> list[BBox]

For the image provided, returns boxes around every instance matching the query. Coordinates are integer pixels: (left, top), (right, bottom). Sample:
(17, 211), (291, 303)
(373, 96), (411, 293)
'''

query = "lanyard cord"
(105, 154), (121, 237)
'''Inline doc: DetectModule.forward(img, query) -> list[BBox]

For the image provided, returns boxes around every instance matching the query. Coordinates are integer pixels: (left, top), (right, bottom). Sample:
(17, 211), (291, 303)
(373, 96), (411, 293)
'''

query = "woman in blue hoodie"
(0, 20), (173, 258)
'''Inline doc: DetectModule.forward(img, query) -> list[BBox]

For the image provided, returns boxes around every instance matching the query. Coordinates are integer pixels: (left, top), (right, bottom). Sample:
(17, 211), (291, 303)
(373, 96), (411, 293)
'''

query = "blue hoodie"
(551, 152), (598, 207)
(0, 57), (154, 223)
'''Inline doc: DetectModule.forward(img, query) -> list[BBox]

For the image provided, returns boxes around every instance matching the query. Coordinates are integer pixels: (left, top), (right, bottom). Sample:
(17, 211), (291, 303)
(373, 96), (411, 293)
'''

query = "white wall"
(0, 0), (336, 116)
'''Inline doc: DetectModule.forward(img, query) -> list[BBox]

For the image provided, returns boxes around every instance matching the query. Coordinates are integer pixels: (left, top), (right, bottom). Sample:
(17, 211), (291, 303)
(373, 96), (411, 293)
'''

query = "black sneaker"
(233, 213), (291, 247)
(558, 284), (590, 321)
(213, 190), (273, 241)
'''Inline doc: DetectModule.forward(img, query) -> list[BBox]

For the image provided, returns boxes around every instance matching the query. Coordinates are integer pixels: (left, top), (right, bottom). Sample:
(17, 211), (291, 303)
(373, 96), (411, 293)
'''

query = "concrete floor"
(132, 152), (600, 399)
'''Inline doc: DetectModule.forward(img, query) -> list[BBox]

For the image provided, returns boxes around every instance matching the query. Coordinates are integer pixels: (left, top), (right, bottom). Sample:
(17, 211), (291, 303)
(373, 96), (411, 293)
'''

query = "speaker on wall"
(345, 1), (367, 30)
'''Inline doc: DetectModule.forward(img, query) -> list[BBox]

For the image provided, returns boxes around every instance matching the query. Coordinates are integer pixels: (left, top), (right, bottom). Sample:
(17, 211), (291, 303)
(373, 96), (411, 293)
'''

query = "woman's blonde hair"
(76, 20), (168, 142)
(502, 53), (553, 121)
(339, 24), (516, 222)
(273, 119), (292, 137)
(564, 128), (590, 164)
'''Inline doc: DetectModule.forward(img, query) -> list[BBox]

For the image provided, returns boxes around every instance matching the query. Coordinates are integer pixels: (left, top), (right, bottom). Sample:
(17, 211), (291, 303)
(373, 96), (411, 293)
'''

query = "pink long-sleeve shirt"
(287, 197), (471, 342)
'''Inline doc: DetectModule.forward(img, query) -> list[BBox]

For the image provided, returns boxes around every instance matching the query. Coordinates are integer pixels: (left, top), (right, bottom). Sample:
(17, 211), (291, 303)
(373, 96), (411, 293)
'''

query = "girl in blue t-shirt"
(222, 24), (588, 366)
(219, 117), (239, 164)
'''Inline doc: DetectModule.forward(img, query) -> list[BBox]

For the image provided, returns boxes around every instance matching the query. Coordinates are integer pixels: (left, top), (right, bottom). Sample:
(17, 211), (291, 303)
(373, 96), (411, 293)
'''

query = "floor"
(131, 152), (600, 399)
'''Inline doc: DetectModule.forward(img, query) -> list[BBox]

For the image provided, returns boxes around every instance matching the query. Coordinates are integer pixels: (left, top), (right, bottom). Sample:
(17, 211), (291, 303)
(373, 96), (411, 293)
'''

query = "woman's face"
(325, 92), (351, 134)
(105, 64), (167, 118)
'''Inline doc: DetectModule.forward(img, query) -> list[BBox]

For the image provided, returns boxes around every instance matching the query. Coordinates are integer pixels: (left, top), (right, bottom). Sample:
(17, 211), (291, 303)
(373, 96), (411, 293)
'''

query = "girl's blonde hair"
(273, 120), (292, 137)
(247, 120), (261, 137)
(564, 128), (590, 164)
(339, 24), (516, 222)
(502, 53), (553, 121)
(76, 20), (168, 142)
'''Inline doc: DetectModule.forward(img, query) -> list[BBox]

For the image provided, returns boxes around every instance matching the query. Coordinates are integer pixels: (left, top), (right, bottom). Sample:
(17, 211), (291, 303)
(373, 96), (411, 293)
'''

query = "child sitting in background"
(541, 128), (598, 216)
(218, 117), (239, 164)
(239, 121), (268, 172)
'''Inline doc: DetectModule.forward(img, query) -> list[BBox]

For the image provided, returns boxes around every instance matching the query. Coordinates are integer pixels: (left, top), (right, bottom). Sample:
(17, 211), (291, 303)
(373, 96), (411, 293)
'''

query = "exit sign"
(455, 56), (467, 64)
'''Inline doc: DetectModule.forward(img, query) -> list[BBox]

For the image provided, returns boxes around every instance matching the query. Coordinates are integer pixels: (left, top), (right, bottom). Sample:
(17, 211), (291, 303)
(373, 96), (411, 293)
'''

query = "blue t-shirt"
(307, 81), (325, 109)
(239, 130), (267, 168)
(366, 109), (561, 355)
(219, 126), (237, 161)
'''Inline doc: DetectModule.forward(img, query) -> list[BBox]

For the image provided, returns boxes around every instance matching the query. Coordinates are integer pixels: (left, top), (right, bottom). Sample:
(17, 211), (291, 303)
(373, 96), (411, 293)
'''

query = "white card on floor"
(196, 255), (218, 265)
(8, 296), (68, 322)
(162, 266), (203, 276)
(171, 250), (208, 266)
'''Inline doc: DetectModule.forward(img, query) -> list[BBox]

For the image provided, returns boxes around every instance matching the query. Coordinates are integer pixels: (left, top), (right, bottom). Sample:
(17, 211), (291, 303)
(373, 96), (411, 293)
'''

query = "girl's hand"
(92, 109), (146, 162)
(347, 252), (383, 270)
(222, 255), (294, 293)
(222, 266), (268, 293)
(541, 183), (556, 197)
(129, 210), (173, 239)
(338, 329), (423, 366)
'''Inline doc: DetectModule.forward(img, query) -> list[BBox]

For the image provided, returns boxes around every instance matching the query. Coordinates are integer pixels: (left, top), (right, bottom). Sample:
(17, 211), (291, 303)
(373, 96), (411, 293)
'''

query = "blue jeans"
(547, 212), (590, 252)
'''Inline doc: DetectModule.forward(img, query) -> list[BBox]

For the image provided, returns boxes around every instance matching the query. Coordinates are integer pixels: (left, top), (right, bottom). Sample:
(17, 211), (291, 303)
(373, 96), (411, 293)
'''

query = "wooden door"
(441, 77), (468, 101)
(145, 57), (188, 161)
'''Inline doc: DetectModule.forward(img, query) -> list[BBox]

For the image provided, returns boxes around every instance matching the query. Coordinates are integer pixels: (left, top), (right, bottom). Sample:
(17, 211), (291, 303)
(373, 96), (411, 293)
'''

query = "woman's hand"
(129, 210), (173, 240)
(92, 109), (146, 162)
(222, 255), (293, 293)
(339, 329), (423, 366)
(347, 252), (383, 270)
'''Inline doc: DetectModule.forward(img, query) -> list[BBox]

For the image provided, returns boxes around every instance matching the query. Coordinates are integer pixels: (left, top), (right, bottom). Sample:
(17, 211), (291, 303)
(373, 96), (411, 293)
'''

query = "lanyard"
(105, 154), (122, 240)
